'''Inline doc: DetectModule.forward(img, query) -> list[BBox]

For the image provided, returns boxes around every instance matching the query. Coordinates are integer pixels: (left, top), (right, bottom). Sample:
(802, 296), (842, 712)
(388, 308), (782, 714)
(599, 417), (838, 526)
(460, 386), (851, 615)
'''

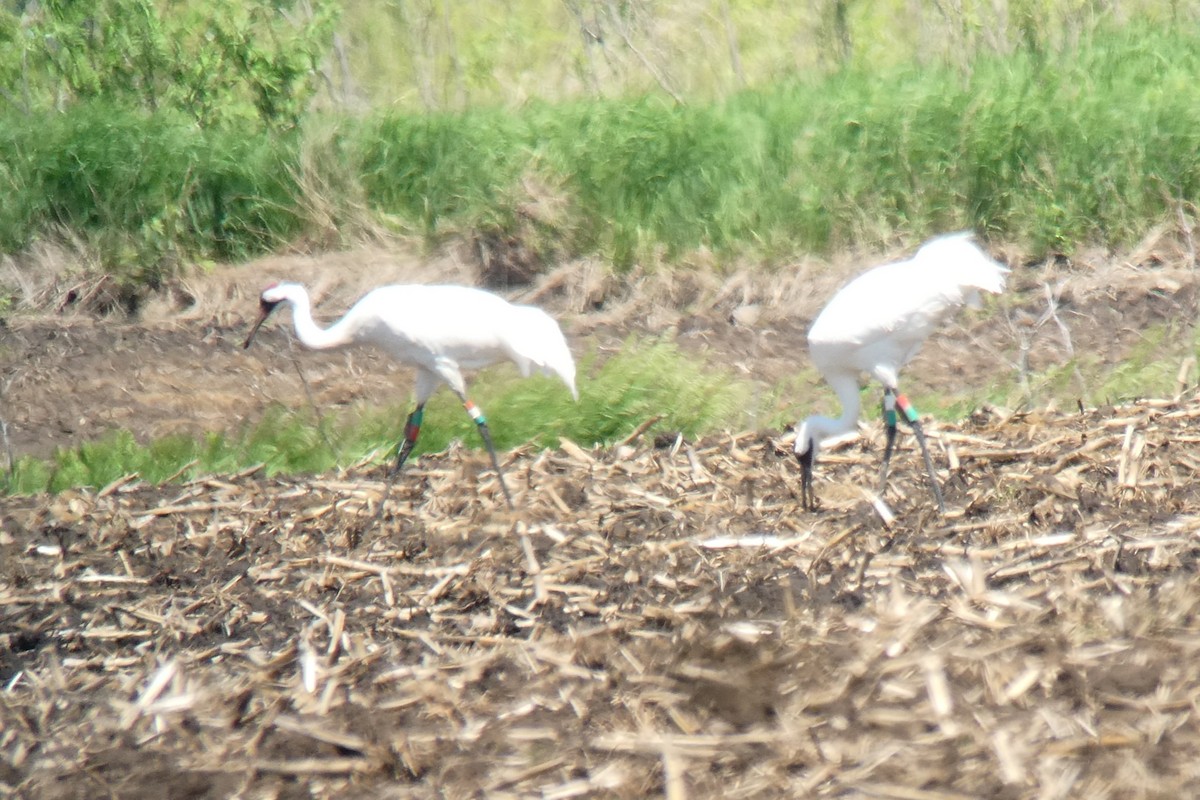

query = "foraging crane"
(243, 282), (578, 509)
(793, 232), (1008, 514)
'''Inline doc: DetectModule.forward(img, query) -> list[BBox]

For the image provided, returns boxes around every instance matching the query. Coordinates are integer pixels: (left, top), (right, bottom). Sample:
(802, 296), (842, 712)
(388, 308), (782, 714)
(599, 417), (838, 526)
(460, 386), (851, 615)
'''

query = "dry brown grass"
(4, 395), (1200, 798)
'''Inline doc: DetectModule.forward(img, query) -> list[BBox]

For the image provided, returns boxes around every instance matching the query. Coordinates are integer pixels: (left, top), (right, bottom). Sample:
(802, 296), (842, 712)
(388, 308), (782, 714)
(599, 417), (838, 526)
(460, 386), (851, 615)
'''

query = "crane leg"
(796, 444), (817, 512)
(890, 391), (946, 515)
(879, 390), (900, 493)
(357, 404), (426, 544)
(463, 399), (516, 510)
(388, 405), (425, 478)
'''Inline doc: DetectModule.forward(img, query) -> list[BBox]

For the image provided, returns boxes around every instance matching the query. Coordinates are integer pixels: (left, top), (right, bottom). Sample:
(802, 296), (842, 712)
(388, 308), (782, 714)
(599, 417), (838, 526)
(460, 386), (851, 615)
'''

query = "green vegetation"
(0, 106), (302, 281)
(4, 20), (1200, 284)
(912, 317), (1200, 421)
(2, 338), (746, 495)
(332, 0), (1200, 107)
(1, 0), (337, 130)
(12, 312), (1185, 495)
(5, 3), (1200, 493)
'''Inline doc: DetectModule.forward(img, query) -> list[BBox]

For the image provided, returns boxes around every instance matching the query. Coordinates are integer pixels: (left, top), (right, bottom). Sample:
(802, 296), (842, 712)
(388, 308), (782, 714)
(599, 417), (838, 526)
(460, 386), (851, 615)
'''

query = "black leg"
(388, 405), (425, 478)
(464, 400), (515, 510)
(359, 405), (425, 544)
(879, 389), (899, 493)
(894, 393), (946, 515)
(796, 443), (816, 512)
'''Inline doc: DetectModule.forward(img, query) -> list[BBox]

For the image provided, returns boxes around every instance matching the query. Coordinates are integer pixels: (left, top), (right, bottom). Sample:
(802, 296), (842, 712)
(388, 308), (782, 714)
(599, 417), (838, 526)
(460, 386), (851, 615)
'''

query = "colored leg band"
(896, 394), (920, 423)
(404, 408), (424, 442)
(464, 401), (487, 425)
(883, 393), (898, 427)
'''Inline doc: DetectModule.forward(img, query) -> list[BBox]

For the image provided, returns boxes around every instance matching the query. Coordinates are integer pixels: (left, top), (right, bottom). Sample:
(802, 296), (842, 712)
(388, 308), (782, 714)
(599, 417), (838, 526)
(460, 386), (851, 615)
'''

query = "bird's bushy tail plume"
(506, 306), (578, 400)
(915, 231), (1009, 297)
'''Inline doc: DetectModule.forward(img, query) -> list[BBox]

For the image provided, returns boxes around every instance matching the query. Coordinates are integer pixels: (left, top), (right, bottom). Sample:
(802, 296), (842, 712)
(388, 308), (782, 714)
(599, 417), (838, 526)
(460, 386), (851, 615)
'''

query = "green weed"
(7, 25), (1200, 279)
(3, 338), (747, 495)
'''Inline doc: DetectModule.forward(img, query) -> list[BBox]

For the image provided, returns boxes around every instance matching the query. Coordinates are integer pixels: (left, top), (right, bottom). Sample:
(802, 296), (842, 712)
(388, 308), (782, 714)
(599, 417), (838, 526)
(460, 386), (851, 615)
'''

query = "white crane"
(793, 232), (1008, 514)
(243, 282), (578, 509)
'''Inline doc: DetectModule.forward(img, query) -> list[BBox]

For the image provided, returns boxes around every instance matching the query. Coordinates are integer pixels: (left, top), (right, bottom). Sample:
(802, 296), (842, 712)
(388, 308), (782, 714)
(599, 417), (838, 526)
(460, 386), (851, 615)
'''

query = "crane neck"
(284, 290), (354, 351)
(806, 373), (863, 443)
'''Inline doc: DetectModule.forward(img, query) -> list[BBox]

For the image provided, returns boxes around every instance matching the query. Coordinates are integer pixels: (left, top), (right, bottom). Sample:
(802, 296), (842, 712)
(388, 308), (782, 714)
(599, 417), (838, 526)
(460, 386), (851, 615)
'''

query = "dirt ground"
(3, 233), (1197, 460)
(4, 234), (1200, 798)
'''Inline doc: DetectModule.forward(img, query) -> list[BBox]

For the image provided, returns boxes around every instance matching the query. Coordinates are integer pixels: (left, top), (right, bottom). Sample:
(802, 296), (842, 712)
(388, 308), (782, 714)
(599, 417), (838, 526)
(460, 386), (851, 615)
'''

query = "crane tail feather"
(508, 307), (579, 400)
(914, 231), (1009, 296)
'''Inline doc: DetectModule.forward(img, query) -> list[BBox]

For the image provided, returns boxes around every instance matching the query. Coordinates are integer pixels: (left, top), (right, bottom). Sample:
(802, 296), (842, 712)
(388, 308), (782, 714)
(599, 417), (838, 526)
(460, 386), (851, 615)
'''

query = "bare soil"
(4, 235), (1198, 460)
(4, 235), (1200, 798)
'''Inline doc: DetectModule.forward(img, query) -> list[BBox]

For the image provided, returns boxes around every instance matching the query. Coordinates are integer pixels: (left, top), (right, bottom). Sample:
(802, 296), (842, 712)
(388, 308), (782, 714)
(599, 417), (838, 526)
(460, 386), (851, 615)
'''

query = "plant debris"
(4, 396), (1200, 798)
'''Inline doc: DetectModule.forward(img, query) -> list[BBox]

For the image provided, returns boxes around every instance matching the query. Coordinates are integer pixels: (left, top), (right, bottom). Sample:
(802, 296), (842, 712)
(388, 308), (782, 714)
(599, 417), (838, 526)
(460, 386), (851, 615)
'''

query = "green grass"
(8, 316), (1200, 496)
(334, 0), (1200, 108)
(2, 338), (749, 495)
(297, 25), (1200, 262)
(913, 319), (1200, 419)
(6, 24), (1200, 285)
(1024, 322), (1200, 408)
(0, 103), (304, 287)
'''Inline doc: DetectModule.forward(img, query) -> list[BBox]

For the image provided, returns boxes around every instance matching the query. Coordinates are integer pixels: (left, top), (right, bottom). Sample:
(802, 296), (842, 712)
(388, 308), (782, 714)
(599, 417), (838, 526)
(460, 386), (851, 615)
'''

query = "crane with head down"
(793, 232), (1008, 514)
(243, 281), (578, 510)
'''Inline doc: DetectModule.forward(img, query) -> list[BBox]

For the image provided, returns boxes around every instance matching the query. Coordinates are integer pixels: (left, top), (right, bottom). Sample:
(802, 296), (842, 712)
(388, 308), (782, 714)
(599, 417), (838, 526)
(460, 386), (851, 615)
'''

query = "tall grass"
(354, 24), (1200, 259)
(3, 24), (1200, 281)
(355, 111), (530, 238)
(334, 0), (1200, 108)
(0, 104), (304, 285)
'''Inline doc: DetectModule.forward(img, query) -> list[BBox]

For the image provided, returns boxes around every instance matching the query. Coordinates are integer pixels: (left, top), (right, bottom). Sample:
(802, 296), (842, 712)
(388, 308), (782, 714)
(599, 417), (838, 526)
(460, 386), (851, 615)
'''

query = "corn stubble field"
(5, 252), (1200, 799)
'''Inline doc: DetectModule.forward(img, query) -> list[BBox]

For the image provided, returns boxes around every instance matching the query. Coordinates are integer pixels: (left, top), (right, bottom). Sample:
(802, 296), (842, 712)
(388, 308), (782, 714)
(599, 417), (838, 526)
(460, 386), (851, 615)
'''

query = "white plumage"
(793, 232), (1008, 513)
(243, 281), (577, 508)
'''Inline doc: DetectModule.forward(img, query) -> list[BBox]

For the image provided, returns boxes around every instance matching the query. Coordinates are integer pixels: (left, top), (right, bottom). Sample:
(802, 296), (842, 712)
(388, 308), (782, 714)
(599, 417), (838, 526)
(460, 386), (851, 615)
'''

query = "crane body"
(244, 282), (577, 511)
(794, 232), (1008, 513)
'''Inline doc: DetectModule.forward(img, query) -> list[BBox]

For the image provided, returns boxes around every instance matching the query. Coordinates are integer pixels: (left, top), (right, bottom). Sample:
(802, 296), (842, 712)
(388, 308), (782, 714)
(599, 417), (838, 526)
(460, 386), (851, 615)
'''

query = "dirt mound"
(4, 397), (1200, 797)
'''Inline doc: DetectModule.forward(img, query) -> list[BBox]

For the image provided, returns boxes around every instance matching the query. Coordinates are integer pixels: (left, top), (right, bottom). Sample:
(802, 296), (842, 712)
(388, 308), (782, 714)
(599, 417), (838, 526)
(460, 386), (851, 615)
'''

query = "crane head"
(243, 295), (283, 349)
